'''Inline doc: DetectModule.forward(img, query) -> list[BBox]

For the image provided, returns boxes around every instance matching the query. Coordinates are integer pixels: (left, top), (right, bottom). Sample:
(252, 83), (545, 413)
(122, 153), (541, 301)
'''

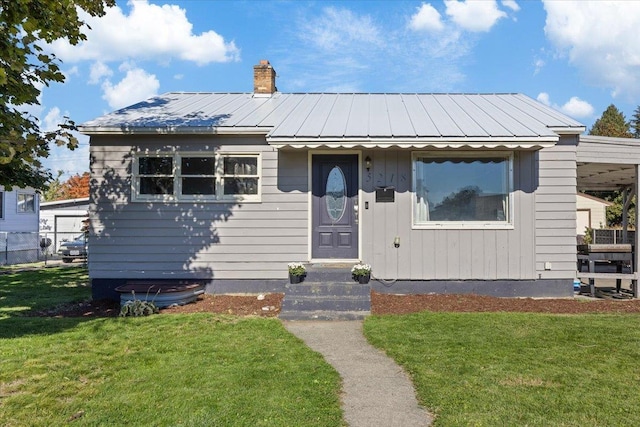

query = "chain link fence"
(0, 231), (82, 266)
(0, 232), (42, 265)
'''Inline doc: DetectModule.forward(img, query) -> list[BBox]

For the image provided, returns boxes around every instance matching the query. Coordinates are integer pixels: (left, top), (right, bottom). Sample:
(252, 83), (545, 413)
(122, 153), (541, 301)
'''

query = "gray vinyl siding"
(361, 149), (537, 281)
(89, 135), (308, 280)
(577, 136), (640, 164)
(535, 136), (578, 279)
(90, 135), (578, 283)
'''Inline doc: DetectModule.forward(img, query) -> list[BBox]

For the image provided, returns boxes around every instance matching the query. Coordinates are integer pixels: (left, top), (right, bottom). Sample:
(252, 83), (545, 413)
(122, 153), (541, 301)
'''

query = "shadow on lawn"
(0, 266), (110, 338)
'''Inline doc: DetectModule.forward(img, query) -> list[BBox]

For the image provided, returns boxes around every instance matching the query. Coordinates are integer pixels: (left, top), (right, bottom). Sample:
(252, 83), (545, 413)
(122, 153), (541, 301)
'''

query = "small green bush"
(119, 292), (159, 317)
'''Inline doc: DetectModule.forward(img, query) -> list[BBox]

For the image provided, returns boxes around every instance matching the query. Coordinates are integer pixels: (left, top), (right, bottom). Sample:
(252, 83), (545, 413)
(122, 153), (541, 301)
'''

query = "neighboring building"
(39, 197), (89, 252)
(79, 60), (587, 301)
(576, 193), (611, 235)
(0, 187), (40, 264)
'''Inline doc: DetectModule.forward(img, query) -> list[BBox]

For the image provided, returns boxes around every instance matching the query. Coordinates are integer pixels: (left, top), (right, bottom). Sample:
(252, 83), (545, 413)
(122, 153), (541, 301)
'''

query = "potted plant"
(351, 263), (371, 284)
(287, 262), (306, 284)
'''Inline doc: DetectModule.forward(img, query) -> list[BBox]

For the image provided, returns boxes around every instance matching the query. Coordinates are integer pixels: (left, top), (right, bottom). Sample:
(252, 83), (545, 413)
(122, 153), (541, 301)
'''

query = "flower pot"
(289, 273), (304, 284)
(357, 274), (370, 284)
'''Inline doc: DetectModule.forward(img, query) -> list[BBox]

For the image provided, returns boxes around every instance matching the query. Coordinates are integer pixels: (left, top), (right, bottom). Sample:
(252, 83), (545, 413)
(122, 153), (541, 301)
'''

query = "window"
(181, 156), (216, 196)
(412, 152), (512, 228)
(138, 156), (174, 196)
(221, 156), (259, 197)
(133, 152), (261, 202)
(17, 193), (36, 213)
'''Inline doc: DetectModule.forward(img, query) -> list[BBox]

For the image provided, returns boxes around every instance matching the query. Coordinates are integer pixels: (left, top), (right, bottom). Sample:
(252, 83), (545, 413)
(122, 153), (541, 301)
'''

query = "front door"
(312, 154), (359, 259)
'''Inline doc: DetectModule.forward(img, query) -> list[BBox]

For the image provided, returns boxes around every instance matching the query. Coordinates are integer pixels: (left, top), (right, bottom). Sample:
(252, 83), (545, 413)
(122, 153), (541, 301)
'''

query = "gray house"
(80, 60), (589, 301)
(0, 186), (40, 265)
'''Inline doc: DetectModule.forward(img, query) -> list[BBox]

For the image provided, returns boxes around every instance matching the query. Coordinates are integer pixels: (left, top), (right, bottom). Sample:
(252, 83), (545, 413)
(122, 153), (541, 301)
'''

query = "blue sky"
(37, 0), (640, 178)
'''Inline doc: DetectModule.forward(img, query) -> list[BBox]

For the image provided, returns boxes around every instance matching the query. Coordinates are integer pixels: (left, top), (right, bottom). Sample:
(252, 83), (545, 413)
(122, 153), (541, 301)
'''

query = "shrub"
(119, 292), (159, 317)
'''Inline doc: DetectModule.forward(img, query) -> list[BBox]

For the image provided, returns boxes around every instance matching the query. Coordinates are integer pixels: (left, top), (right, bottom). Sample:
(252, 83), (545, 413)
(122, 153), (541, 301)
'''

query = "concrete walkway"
(284, 320), (433, 427)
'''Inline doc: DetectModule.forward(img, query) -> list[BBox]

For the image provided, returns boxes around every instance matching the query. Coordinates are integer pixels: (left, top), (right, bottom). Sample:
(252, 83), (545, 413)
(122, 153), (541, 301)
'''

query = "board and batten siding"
(535, 136), (578, 280)
(89, 135), (308, 280)
(360, 149), (537, 281)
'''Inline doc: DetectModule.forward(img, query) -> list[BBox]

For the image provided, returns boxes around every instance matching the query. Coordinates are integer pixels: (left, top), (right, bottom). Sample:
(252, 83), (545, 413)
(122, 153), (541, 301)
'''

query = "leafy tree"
(0, 0), (114, 190)
(43, 171), (89, 200)
(42, 170), (64, 201)
(586, 105), (635, 227)
(605, 191), (635, 228)
(631, 105), (640, 139)
(59, 171), (90, 199)
(588, 104), (632, 138)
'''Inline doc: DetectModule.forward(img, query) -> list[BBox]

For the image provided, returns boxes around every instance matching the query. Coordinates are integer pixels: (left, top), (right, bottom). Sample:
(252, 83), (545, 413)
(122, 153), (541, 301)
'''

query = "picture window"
(412, 152), (513, 228)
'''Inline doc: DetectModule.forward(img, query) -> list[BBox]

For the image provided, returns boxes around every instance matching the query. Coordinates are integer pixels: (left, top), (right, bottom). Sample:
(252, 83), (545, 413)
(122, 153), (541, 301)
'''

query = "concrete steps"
(279, 264), (371, 321)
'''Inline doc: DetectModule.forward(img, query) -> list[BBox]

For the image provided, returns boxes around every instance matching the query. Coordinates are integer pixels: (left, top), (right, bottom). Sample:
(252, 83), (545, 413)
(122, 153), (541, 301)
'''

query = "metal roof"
(79, 92), (585, 148)
(577, 135), (640, 191)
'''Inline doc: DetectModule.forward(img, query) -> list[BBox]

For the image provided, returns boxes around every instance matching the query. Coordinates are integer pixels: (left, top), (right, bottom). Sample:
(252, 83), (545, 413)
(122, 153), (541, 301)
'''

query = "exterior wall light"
(365, 156), (371, 171)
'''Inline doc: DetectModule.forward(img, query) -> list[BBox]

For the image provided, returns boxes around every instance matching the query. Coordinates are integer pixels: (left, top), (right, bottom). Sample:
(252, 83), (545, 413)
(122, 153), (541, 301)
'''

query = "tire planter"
(115, 282), (205, 308)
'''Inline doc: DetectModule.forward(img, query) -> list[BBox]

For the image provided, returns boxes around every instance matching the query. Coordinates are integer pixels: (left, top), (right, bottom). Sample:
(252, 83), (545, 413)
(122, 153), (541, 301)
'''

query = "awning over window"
(268, 138), (557, 150)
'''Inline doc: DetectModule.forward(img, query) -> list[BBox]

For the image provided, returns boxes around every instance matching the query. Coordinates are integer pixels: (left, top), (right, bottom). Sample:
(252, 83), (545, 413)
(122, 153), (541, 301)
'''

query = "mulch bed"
(22, 292), (640, 318)
(370, 292), (640, 315)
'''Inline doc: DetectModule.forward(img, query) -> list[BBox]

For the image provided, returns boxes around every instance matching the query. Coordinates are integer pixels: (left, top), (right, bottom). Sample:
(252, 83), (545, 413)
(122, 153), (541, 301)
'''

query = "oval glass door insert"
(326, 166), (346, 222)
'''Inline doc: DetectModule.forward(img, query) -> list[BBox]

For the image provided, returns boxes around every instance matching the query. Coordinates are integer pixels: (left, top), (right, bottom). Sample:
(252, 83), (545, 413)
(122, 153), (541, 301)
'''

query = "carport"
(577, 135), (640, 298)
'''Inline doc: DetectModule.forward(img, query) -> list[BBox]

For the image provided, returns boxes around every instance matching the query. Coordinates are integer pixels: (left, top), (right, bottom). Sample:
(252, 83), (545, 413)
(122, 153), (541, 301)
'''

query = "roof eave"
(267, 136), (559, 149)
(77, 126), (272, 136)
(549, 126), (586, 135)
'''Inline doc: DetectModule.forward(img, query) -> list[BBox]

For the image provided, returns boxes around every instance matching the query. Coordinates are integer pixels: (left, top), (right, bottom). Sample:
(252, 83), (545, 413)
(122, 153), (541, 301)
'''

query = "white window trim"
(216, 152), (262, 202)
(132, 151), (262, 203)
(17, 192), (36, 214)
(132, 152), (175, 202)
(411, 151), (514, 230)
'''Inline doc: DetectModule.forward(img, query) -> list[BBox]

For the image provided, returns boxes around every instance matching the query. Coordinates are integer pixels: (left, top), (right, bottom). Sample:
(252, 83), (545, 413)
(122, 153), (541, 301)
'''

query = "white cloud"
(42, 135), (91, 177)
(37, 106), (90, 176)
(102, 67), (160, 109)
(89, 62), (113, 84)
(42, 107), (64, 132)
(409, 3), (444, 32)
(49, 0), (239, 66)
(561, 96), (595, 118)
(501, 0), (520, 12)
(543, 0), (640, 100)
(537, 92), (551, 106)
(65, 66), (80, 78)
(281, 6), (470, 92)
(444, 0), (507, 32)
(537, 92), (594, 119)
(533, 58), (545, 75)
(300, 7), (382, 51)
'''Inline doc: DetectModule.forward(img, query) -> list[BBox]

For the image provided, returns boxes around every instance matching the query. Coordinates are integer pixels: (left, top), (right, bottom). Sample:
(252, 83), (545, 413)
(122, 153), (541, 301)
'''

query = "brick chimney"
(253, 60), (277, 96)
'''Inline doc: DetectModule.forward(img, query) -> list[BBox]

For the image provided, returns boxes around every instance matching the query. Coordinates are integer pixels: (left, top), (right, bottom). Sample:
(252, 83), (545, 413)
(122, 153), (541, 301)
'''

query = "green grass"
(364, 312), (640, 426)
(0, 266), (91, 319)
(0, 268), (344, 426)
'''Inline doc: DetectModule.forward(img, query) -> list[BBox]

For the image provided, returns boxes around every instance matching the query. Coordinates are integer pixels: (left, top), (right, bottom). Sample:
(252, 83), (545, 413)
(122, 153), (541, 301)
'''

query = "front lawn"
(0, 266), (90, 319)
(0, 268), (343, 426)
(364, 312), (640, 426)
